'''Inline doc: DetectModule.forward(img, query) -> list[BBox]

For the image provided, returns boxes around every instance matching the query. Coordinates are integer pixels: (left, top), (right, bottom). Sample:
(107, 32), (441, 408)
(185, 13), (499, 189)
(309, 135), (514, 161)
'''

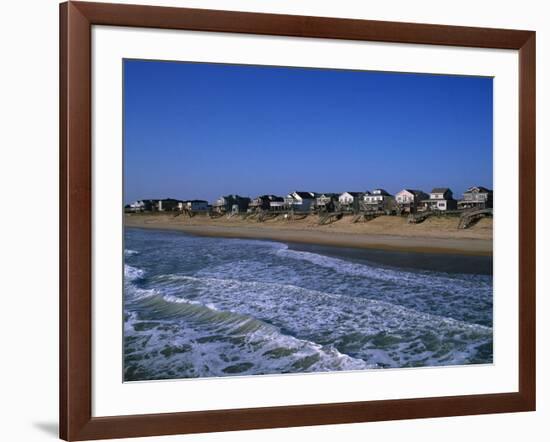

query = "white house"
(421, 188), (457, 211)
(128, 199), (159, 212)
(128, 200), (146, 212)
(363, 189), (394, 211)
(395, 189), (429, 213)
(285, 191), (317, 212)
(338, 192), (365, 211)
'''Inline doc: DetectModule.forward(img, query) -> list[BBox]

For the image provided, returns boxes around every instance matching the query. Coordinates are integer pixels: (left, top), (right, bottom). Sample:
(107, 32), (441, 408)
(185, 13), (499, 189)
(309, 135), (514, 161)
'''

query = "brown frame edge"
(59, 1), (536, 440)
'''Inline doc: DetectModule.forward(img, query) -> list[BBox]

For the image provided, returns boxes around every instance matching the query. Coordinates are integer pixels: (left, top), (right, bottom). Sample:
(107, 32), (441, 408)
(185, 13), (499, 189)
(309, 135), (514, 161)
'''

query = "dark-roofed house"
(268, 197), (287, 212)
(178, 200), (209, 212)
(158, 198), (183, 212)
(363, 189), (395, 212)
(285, 191), (317, 212)
(395, 189), (429, 213)
(458, 186), (493, 210)
(249, 195), (285, 212)
(421, 188), (457, 211)
(212, 195), (251, 214)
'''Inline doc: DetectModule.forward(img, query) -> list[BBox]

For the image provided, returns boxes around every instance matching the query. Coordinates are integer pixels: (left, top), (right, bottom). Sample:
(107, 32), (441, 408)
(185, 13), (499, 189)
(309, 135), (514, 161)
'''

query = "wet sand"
(125, 213), (492, 256)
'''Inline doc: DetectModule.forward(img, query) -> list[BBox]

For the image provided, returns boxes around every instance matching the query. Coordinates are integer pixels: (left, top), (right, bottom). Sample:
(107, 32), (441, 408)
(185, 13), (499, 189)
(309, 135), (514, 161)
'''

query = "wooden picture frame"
(59, 1), (536, 440)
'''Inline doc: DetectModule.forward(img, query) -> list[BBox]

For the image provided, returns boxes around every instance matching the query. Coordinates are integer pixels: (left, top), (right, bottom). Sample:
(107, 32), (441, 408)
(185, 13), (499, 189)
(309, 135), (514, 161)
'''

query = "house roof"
(222, 194), (250, 200)
(294, 191), (316, 199)
(255, 194), (284, 201)
(371, 189), (391, 196)
(184, 200), (208, 203)
(401, 189), (427, 197)
(431, 188), (451, 194)
(341, 192), (364, 197)
(464, 186), (492, 193)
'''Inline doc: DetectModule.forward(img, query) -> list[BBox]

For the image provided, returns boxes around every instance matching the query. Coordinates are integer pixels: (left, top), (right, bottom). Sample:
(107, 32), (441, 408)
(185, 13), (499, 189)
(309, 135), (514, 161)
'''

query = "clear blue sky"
(124, 59), (493, 204)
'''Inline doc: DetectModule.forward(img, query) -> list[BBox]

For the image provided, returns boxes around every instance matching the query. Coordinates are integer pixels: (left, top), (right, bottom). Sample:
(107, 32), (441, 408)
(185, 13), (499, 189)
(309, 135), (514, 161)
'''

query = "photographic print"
(123, 60), (493, 382)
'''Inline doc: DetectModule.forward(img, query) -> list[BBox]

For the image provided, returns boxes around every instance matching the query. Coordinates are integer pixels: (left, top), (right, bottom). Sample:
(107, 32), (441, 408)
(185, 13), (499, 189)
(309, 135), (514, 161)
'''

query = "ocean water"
(124, 227), (493, 381)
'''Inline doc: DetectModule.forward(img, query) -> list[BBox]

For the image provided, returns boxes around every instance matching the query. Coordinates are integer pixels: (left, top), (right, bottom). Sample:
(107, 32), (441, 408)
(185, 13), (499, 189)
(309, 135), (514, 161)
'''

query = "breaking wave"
(123, 229), (493, 381)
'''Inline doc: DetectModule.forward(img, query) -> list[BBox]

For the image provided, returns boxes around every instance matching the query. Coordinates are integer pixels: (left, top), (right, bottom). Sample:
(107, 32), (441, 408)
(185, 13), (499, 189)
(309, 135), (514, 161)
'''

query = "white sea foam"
(124, 264), (144, 281)
(156, 274), (490, 332)
(124, 249), (139, 256)
(137, 274), (491, 371)
(123, 228), (493, 380)
(192, 251), (492, 327)
(125, 289), (374, 380)
(276, 246), (491, 289)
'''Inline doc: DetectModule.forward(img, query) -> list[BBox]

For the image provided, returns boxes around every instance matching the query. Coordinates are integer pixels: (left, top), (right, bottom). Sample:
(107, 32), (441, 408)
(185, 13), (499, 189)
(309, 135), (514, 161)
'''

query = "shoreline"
(125, 214), (492, 256)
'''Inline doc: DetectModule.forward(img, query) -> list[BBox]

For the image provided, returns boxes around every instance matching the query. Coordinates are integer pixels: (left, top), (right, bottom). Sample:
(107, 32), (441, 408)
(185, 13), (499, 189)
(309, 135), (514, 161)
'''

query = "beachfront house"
(316, 193), (339, 212)
(285, 191), (317, 212)
(269, 197), (287, 212)
(363, 189), (395, 212)
(158, 198), (182, 212)
(395, 189), (429, 213)
(127, 201), (142, 212)
(458, 186), (493, 210)
(127, 199), (158, 212)
(212, 195), (251, 214)
(339, 192), (365, 212)
(421, 188), (458, 211)
(178, 200), (209, 212)
(249, 195), (285, 212)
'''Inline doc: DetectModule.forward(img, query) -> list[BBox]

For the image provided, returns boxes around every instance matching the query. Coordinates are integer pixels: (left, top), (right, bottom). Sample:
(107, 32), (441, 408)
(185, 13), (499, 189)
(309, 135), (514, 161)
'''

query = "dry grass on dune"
(126, 212), (492, 241)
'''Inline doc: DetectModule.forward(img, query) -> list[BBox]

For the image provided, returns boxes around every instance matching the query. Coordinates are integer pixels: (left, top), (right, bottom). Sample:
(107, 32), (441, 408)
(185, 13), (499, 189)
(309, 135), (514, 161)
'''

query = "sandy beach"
(125, 213), (492, 256)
